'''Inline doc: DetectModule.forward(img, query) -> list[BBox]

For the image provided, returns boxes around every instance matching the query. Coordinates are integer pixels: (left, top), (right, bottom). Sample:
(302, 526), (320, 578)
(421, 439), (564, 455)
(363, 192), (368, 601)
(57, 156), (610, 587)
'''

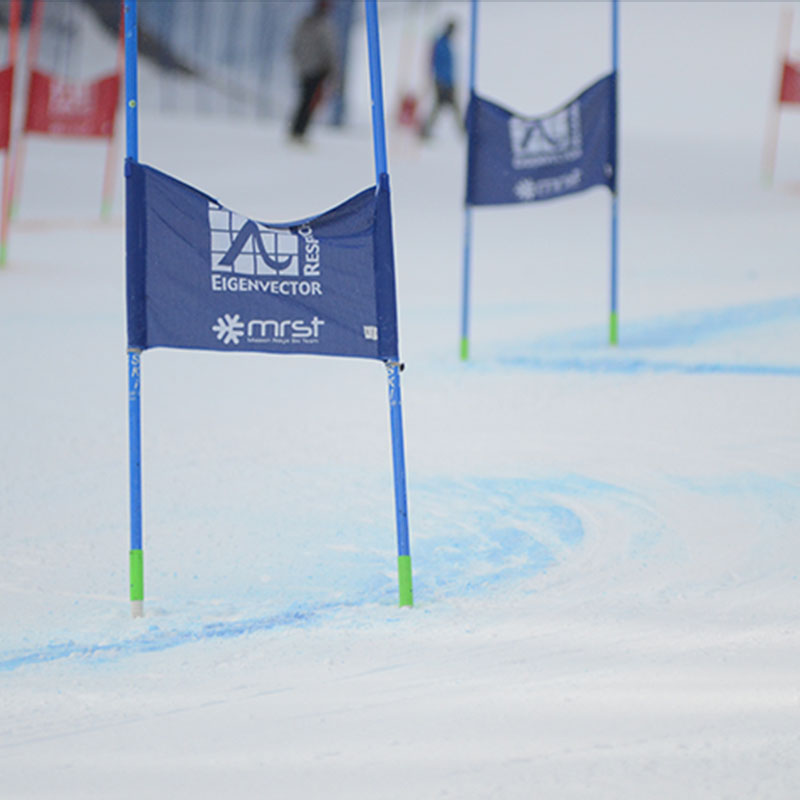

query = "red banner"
(24, 70), (120, 138)
(0, 66), (13, 150)
(779, 60), (800, 104)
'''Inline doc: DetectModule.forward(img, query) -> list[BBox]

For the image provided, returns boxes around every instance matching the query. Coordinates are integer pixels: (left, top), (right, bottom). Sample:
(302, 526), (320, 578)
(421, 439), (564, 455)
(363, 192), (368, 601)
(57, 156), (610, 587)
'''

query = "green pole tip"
(609, 311), (619, 346)
(398, 555), (413, 607)
(129, 549), (144, 602)
(459, 337), (469, 361)
(0, 243), (6, 267)
(100, 200), (112, 221)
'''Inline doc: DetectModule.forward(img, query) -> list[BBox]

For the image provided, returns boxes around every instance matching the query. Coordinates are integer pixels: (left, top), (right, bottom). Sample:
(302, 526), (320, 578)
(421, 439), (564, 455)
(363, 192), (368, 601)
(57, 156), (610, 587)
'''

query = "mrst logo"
(211, 313), (325, 347)
(209, 206), (322, 296)
(508, 102), (583, 170)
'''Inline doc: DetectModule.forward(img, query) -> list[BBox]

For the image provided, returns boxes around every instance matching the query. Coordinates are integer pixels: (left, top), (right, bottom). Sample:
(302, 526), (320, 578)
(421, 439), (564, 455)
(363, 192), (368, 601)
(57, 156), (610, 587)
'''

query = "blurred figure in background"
(420, 19), (461, 139)
(289, 0), (339, 143)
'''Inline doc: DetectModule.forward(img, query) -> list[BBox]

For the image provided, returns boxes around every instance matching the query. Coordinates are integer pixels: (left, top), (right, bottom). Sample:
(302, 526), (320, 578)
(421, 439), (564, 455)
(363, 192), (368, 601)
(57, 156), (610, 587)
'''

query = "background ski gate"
(124, 0), (413, 618)
(12, 0), (123, 227)
(763, 4), (800, 184)
(0, 0), (20, 266)
(459, 0), (620, 360)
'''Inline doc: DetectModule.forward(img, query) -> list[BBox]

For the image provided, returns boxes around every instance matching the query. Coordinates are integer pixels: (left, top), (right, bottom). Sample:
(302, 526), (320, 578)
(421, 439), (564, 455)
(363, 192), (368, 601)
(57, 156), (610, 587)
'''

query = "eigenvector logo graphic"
(209, 206), (322, 297)
(508, 102), (582, 170)
(212, 313), (325, 346)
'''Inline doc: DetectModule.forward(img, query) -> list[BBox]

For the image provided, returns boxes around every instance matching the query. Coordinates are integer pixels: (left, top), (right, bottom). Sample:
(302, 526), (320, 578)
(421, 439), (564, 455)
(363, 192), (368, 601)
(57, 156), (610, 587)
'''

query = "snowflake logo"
(513, 178), (538, 201)
(212, 313), (245, 345)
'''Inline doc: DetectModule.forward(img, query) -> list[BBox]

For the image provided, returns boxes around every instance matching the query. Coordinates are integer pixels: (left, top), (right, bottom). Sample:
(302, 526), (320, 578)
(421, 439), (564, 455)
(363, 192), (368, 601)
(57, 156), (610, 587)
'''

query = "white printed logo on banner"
(49, 79), (93, 117)
(512, 169), (583, 202)
(508, 102), (582, 170)
(210, 208), (301, 276)
(211, 313), (246, 345)
(209, 206), (322, 295)
(211, 314), (325, 346)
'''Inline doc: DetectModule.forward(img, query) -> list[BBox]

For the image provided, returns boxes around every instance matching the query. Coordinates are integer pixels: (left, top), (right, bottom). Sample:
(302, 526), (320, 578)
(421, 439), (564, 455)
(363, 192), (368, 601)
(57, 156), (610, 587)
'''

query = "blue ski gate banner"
(466, 73), (617, 206)
(126, 160), (399, 361)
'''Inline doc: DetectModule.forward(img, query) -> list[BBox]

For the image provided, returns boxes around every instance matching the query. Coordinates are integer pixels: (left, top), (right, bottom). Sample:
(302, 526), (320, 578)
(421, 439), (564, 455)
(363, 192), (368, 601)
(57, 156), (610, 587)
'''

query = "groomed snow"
(1, 2), (799, 798)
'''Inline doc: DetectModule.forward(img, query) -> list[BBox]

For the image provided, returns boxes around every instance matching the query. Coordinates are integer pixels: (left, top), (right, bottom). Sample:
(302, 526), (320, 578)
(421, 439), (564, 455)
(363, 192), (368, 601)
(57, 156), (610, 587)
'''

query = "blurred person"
(420, 19), (461, 139)
(289, 0), (339, 143)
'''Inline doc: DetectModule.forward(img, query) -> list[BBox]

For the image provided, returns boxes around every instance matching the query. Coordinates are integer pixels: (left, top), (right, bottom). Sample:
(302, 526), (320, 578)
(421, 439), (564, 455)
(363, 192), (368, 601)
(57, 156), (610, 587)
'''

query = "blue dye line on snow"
(0, 475), (615, 673)
(411, 475), (599, 597)
(487, 297), (800, 374)
(526, 297), (800, 352)
(608, 296), (800, 350)
(0, 603), (351, 673)
(497, 357), (800, 376)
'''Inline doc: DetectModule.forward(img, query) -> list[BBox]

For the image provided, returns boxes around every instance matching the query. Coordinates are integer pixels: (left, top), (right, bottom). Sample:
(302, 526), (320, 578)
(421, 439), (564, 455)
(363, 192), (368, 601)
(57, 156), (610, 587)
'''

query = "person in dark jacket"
(420, 20), (461, 139)
(289, 0), (339, 142)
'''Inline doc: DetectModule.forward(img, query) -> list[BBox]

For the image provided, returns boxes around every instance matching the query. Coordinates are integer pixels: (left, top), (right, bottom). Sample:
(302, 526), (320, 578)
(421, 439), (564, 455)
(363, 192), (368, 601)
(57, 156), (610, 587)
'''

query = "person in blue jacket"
(421, 20), (461, 139)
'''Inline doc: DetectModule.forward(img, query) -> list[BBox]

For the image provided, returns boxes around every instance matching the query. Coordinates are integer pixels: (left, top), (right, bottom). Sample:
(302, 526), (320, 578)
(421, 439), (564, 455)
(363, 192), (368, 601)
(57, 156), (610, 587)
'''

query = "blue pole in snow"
(609, 0), (620, 345)
(460, 0), (478, 361)
(460, 207), (472, 361)
(125, 0), (143, 617)
(364, 0), (413, 607)
(468, 0), (478, 92)
(125, 0), (138, 162)
(365, 0), (387, 176)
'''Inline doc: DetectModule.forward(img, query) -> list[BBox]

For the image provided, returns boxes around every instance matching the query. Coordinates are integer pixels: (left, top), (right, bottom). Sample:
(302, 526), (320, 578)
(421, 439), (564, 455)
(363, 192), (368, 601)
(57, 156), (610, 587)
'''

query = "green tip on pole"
(609, 311), (619, 346)
(0, 242), (6, 267)
(459, 337), (469, 361)
(101, 199), (112, 221)
(130, 549), (143, 616)
(398, 555), (413, 607)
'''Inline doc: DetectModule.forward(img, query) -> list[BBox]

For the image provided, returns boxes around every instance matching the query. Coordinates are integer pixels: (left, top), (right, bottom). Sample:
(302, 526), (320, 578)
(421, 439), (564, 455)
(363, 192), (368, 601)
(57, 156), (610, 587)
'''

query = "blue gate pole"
(460, 0), (479, 361)
(460, 206), (472, 360)
(125, 0), (144, 617)
(609, 0), (620, 345)
(365, 0), (412, 607)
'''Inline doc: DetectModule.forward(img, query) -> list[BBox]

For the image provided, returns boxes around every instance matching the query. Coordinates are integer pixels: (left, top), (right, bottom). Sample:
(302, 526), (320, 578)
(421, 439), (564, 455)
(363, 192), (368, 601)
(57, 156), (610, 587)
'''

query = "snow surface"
(1, 2), (800, 797)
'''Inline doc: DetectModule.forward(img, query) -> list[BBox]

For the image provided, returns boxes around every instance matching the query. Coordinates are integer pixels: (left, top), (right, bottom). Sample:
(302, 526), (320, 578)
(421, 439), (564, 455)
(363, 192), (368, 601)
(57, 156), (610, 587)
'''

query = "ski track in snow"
(1, 474), (608, 671)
